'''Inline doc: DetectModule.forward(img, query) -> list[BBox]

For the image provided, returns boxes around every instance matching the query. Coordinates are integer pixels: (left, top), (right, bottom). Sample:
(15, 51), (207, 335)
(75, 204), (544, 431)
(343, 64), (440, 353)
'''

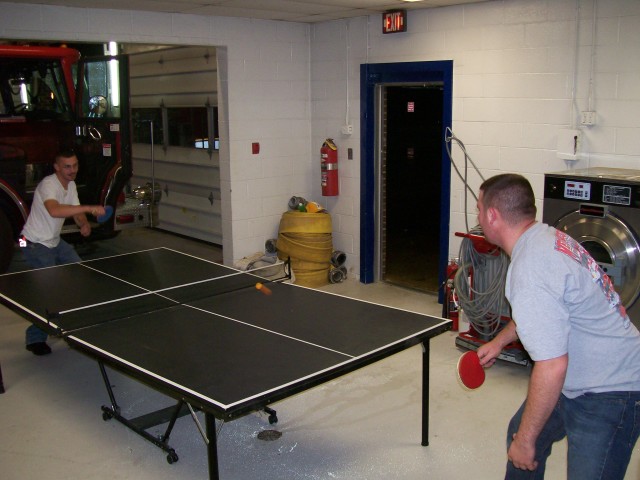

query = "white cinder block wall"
(1, 0), (639, 280)
(312, 0), (640, 273)
(219, 20), (312, 266)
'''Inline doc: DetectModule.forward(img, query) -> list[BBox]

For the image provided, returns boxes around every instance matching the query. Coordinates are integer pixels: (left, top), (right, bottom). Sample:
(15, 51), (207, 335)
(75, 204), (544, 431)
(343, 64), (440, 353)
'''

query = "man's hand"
(508, 432), (539, 471)
(89, 206), (107, 218)
(477, 320), (518, 368)
(477, 340), (503, 368)
(80, 222), (92, 237)
(508, 355), (568, 473)
(75, 205), (105, 237)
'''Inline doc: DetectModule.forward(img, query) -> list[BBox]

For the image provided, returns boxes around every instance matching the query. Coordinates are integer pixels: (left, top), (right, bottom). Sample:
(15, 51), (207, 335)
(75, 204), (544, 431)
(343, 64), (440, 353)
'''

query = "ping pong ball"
(256, 282), (272, 295)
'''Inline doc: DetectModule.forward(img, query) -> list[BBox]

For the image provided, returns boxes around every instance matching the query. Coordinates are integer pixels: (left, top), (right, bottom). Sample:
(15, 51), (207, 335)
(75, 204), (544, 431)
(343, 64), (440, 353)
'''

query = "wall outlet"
(581, 111), (597, 126)
(341, 124), (353, 135)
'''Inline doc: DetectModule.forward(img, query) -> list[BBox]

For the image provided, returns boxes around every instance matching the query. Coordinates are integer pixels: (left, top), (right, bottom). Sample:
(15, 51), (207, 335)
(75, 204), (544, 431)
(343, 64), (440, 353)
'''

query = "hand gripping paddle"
(96, 205), (113, 223)
(457, 350), (485, 390)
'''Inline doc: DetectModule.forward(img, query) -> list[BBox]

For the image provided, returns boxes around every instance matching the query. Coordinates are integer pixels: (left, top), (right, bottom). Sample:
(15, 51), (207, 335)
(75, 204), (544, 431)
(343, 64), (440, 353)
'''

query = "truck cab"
(0, 44), (154, 272)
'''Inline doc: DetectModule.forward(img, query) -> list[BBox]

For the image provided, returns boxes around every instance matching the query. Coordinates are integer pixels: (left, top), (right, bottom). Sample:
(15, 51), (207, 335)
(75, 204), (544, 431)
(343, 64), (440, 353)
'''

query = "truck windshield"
(0, 59), (71, 118)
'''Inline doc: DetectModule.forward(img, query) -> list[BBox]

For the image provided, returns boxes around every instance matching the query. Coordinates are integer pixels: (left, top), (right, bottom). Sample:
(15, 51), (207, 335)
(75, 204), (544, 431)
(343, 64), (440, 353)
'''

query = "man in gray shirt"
(476, 173), (640, 479)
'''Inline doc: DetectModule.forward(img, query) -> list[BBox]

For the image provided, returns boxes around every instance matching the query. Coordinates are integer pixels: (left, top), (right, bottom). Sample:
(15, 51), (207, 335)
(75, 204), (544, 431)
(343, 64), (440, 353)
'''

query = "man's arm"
(508, 354), (568, 471)
(43, 199), (104, 219)
(73, 212), (92, 237)
(477, 320), (519, 368)
(44, 199), (106, 237)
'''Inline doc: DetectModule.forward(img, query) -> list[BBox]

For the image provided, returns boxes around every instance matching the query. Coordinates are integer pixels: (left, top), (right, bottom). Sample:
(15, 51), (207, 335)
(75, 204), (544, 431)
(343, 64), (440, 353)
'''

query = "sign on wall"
(382, 9), (407, 34)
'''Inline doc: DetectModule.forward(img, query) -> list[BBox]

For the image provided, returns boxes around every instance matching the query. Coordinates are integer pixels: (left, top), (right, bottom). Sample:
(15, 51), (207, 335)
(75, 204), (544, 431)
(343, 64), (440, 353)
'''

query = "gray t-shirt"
(506, 223), (640, 399)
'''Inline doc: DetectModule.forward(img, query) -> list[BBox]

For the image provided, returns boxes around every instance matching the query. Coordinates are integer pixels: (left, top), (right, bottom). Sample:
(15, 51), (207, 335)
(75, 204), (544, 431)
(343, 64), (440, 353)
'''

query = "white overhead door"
(127, 45), (221, 244)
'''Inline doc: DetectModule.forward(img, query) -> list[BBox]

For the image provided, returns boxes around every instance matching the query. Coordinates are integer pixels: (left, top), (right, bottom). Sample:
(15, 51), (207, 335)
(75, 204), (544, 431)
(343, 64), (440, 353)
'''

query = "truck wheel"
(0, 211), (14, 273)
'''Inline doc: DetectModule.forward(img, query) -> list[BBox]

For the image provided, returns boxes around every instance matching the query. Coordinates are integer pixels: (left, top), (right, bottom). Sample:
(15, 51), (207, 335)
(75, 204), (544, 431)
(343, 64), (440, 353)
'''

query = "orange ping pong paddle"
(457, 350), (485, 390)
(255, 282), (272, 295)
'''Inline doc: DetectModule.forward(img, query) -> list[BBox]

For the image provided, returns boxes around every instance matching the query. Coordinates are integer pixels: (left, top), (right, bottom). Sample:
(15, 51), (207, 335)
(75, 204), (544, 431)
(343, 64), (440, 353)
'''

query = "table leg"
(205, 413), (220, 480)
(421, 340), (430, 446)
(0, 359), (5, 394)
(97, 362), (181, 463)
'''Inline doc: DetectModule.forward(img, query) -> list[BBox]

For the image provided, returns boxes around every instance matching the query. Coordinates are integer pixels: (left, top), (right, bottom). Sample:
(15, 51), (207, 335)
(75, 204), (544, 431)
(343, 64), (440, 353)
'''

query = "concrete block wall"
(310, 19), (366, 276)
(311, 0), (640, 270)
(2, 0), (639, 278)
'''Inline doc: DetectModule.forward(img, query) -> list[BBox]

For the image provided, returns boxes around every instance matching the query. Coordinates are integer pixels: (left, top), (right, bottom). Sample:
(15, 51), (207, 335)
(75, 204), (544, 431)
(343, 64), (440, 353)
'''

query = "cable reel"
(453, 226), (510, 342)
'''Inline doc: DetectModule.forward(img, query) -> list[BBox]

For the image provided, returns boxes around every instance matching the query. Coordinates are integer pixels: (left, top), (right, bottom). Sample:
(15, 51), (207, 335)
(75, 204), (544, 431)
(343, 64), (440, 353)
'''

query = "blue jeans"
(506, 392), (640, 480)
(22, 239), (81, 345)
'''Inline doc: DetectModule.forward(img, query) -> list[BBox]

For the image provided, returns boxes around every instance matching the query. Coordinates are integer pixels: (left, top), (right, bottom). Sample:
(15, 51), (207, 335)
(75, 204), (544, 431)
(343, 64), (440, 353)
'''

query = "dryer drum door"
(554, 210), (640, 311)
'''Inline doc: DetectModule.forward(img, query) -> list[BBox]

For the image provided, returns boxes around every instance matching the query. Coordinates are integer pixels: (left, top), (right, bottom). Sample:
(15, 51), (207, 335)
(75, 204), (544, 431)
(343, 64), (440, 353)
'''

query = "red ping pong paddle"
(457, 350), (485, 390)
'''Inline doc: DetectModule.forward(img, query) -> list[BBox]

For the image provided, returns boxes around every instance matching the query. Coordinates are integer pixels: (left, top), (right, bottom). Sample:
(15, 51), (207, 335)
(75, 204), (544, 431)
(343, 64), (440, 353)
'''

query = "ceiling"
(8, 0), (490, 23)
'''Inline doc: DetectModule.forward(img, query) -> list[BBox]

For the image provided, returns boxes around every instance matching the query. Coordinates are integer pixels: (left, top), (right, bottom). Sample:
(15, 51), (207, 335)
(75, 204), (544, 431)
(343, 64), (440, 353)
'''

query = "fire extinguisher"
(321, 138), (339, 196)
(443, 258), (460, 331)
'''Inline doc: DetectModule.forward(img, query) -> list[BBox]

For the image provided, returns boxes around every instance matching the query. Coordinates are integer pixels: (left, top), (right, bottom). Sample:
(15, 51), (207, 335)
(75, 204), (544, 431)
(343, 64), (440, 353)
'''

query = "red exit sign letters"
(382, 9), (407, 34)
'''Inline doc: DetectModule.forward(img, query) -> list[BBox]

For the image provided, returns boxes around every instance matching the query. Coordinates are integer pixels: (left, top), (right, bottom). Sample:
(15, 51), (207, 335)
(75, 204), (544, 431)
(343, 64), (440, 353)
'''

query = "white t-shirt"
(506, 223), (640, 398)
(21, 173), (80, 248)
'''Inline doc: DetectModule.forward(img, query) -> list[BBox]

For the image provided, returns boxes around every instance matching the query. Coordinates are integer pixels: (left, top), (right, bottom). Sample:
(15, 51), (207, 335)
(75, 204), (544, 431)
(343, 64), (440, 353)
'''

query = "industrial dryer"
(543, 167), (640, 328)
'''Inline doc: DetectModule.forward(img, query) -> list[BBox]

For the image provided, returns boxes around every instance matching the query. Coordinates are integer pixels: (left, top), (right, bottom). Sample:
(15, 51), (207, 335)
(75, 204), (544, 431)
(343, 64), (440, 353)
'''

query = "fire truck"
(0, 44), (154, 272)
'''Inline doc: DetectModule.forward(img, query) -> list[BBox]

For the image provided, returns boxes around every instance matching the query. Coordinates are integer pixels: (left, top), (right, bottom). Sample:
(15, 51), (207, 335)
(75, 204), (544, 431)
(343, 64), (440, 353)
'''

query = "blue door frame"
(359, 61), (453, 298)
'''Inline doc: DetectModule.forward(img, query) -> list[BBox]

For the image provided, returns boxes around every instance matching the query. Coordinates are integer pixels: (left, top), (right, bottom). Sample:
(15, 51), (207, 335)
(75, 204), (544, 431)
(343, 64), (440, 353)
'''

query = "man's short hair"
(55, 148), (76, 162)
(480, 174), (536, 225)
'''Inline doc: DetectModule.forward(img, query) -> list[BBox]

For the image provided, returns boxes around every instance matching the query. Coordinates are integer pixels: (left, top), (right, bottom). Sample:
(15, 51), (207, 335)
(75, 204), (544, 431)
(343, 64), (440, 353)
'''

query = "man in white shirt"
(20, 149), (106, 355)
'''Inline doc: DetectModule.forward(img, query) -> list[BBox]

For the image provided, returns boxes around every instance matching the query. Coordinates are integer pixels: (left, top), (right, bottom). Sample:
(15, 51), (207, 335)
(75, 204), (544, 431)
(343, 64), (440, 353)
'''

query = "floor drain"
(257, 429), (282, 441)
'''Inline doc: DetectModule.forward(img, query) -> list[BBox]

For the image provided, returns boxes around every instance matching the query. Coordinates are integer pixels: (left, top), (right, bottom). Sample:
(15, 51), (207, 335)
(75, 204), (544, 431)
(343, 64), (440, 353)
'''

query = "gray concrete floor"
(1, 228), (639, 479)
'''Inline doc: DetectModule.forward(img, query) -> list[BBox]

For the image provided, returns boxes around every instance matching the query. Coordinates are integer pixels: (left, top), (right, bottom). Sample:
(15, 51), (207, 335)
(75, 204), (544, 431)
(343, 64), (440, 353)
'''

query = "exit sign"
(382, 9), (407, 34)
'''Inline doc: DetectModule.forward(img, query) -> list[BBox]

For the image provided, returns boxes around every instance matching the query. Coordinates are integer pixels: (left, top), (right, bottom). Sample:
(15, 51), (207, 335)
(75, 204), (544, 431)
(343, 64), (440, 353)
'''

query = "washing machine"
(543, 167), (640, 328)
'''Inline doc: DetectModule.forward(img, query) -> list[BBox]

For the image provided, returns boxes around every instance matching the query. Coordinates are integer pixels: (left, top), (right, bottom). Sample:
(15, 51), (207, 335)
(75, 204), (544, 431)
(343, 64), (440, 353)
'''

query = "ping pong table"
(0, 247), (451, 479)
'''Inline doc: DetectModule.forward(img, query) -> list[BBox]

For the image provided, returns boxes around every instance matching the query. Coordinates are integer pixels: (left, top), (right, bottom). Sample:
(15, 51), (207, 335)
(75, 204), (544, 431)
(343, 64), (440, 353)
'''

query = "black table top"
(0, 248), (451, 418)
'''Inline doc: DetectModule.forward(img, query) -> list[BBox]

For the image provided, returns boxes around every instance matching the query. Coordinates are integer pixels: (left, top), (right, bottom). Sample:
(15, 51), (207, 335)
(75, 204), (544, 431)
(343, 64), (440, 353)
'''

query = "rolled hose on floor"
(276, 211), (333, 287)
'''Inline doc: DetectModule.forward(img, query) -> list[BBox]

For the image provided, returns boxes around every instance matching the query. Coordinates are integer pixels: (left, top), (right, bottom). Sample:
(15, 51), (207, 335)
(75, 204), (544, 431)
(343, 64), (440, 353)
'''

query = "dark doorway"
(360, 60), (453, 302)
(381, 86), (443, 293)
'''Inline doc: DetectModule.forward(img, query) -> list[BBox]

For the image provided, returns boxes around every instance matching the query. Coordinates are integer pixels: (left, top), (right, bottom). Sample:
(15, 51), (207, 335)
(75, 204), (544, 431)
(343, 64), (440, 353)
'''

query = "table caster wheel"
(264, 407), (278, 424)
(166, 450), (179, 464)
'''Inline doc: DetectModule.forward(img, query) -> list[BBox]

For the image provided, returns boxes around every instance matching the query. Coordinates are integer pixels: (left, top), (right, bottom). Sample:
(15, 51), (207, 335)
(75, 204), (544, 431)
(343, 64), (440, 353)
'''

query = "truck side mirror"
(88, 95), (107, 117)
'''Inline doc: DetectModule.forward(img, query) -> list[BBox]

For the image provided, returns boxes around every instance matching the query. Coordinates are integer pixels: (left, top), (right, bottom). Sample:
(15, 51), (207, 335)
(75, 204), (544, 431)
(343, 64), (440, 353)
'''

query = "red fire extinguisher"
(321, 138), (339, 196)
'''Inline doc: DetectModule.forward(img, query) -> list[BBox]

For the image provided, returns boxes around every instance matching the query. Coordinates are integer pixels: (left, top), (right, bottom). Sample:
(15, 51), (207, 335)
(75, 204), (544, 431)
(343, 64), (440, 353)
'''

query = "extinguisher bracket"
(321, 138), (339, 196)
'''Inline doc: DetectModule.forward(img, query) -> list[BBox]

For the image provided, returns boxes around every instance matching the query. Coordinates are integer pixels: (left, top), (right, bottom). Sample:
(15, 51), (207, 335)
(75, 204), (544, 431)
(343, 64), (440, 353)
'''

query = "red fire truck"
(0, 44), (153, 272)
